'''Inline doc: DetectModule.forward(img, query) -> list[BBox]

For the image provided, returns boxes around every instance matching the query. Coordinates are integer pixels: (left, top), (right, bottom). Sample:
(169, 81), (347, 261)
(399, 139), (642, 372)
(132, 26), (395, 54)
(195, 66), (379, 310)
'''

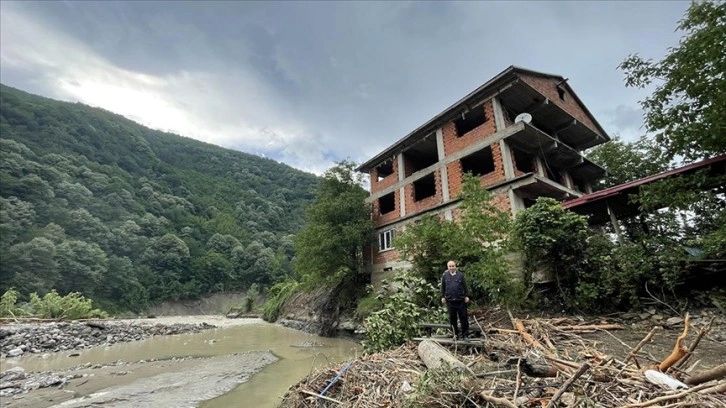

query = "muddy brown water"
(2, 319), (361, 407)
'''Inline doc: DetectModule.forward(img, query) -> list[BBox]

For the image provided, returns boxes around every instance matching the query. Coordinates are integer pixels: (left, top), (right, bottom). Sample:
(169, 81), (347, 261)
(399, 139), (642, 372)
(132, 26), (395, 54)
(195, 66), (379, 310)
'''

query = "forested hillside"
(0, 84), (319, 312)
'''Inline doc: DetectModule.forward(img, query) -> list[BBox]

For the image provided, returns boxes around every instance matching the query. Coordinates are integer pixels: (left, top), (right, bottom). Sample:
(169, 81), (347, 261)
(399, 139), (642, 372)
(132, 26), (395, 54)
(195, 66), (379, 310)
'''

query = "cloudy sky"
(0, 1), (690, 175)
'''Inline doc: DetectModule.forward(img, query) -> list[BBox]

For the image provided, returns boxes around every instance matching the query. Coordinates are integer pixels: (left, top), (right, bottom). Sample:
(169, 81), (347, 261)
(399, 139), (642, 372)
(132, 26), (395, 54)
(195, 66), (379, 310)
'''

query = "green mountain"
(0, 84), (319, 312)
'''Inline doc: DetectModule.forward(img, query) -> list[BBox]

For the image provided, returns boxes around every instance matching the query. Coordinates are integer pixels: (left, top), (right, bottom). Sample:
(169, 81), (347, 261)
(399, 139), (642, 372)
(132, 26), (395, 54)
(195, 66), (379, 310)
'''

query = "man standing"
(441, 261), (469, 340)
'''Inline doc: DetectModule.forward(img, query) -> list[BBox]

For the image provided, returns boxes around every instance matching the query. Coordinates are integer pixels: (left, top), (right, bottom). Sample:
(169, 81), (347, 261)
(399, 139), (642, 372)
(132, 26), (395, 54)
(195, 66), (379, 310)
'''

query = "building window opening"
(378, 192), (395, 215)
(413, 173), (436, 201)
(402, 135), (438, 175)
(544, 162), (560, 182)
(512, 148), (535, 173)
(376, 161), (394, 182)
(455, 106), (487, 137)
(379, 229), (395, 251)
(461, 146), (495, 176)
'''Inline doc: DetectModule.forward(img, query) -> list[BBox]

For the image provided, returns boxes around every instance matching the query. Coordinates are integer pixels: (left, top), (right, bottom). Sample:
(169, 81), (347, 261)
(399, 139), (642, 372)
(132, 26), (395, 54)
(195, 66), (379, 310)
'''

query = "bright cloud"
(0, 1), (691, 176)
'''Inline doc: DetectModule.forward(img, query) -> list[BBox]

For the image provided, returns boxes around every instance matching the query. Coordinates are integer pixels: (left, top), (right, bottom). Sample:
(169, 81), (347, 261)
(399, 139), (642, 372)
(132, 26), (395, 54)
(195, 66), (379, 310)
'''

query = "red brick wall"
(372, 189), (400, 225)
(402, 155), (416, 178)
(519, 74), (601, 137)
(442, 100), (498, 157)
(449, 190), (512, 222)
(373, 247), (401, 265)
(370, 157), (399, 194)
(404, 169), (443, 215)
(491, 192), (512, 214)
(447, 142), (506, 199)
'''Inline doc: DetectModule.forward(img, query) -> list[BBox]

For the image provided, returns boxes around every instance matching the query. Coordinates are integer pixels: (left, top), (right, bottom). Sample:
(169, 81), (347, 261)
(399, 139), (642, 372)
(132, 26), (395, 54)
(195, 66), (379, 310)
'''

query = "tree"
(397, 174), (521, 306)
(395, 214), (460, 283)
(619, 0), (725, 162)
(294, 161), (374, 289)
(586, 135), (670, 189)
(619, 1), (726, 259)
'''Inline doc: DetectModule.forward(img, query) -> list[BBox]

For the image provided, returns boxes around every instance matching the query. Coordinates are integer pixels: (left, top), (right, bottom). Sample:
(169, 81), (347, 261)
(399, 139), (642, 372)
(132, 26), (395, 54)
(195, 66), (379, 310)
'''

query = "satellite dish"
(515, 113), (532, 124)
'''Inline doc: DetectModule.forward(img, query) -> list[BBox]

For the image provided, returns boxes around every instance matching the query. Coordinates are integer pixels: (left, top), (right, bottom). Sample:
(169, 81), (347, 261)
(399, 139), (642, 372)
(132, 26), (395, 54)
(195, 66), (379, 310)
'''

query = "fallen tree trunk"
(417, 340), (467, 373)
(684, 363), (726, 386)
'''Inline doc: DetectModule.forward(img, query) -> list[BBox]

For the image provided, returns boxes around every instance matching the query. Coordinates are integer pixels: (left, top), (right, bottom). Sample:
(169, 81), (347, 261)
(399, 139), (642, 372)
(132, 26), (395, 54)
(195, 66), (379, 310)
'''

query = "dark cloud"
(0, 1), (690, 174)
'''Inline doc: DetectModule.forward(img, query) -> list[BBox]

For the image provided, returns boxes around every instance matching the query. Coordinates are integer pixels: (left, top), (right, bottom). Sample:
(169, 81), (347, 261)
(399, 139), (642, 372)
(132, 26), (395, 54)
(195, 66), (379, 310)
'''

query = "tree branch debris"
(279, 311), (725, 407)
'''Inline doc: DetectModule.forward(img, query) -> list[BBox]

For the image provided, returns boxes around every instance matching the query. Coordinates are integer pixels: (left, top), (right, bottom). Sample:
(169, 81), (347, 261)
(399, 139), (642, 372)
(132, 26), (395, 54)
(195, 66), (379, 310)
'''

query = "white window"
(378, 229), (395, 251)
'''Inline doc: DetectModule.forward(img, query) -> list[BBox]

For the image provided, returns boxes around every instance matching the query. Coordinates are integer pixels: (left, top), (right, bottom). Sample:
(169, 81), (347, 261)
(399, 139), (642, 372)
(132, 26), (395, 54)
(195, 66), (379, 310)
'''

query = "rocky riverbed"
(0, 316), (270, 406)
(1, 320), (217, 358)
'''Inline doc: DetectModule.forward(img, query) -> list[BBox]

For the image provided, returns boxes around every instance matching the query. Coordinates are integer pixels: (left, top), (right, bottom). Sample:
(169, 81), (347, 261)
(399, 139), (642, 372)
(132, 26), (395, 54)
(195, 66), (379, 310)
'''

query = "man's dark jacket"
(441, 270), (468, 301)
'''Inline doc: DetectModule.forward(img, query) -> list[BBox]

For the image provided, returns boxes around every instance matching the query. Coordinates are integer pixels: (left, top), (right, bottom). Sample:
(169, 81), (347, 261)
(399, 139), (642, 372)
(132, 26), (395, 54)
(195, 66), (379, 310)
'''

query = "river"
(2, 318), (361, 407)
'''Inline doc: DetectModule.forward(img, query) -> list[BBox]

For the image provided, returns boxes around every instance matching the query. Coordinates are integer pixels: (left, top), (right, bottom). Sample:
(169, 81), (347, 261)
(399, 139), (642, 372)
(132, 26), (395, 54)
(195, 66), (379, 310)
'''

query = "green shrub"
(261, 280), (299, 322)
(355, 288), (383, 320)
(28, 290), (108, 319)
(0, 288), (26, 318)
(362, 270), (445, 353)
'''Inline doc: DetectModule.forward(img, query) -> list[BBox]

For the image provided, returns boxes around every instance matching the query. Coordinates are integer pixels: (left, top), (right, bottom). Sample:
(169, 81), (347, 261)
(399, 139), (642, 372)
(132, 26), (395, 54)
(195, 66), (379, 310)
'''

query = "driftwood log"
(657, 313), (690, 371)
(684, 363), (726, 385)
(417, 340), (467, 373)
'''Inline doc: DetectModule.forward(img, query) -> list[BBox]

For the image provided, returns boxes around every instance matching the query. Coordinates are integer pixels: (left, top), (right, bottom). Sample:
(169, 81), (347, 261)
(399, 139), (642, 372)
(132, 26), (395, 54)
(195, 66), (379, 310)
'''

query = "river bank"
(0, 316), (275, 407)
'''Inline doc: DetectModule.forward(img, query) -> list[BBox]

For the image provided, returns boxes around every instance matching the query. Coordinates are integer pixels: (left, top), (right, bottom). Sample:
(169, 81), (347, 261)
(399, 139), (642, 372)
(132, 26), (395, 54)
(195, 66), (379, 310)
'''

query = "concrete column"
(436, 128), (451, 202)
(508, 188), (524, 217)
(397, 154), (406, 217)
(399, 187), (406, 217)
(499, 140), (515, 180)
(444, 209), (453, 221)
(535, 157), (545, 177)
(397, 154), (405, 182)
(492, 96), (506, 132)
(436, 128), (446, 160)
(607, 201), (623, 244)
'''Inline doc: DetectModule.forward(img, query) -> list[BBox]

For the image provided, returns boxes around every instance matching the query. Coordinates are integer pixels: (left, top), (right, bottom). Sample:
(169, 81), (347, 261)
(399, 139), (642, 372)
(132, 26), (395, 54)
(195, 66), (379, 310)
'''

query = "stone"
(1, 367), (26, 382)
(6, 347), (23, 357)
(665, 317), (683, 326)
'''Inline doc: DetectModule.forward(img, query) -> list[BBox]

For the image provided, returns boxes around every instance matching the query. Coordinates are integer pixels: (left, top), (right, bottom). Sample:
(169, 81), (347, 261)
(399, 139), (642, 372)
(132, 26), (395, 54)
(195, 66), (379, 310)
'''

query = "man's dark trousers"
(446, 300), (468, 338)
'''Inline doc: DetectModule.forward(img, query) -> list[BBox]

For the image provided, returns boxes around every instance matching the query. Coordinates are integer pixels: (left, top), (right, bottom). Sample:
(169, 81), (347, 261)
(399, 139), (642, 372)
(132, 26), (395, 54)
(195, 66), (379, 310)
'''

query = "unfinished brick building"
(357, 66), (610, 287)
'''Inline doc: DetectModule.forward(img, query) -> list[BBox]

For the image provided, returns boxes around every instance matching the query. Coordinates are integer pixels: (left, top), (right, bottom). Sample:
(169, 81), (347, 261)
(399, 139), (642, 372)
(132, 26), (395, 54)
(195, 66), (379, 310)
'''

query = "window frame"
(378, 228), (395, 251)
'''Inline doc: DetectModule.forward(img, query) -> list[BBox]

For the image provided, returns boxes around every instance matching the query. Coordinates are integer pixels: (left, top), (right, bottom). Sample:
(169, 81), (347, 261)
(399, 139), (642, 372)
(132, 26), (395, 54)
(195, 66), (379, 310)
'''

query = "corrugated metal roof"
(563, 154), (726, 210)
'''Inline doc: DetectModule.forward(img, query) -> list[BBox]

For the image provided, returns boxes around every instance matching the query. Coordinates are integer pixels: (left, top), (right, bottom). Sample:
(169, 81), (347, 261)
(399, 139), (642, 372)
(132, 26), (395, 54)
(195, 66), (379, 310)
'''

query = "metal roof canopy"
(563, 155), (726, 226)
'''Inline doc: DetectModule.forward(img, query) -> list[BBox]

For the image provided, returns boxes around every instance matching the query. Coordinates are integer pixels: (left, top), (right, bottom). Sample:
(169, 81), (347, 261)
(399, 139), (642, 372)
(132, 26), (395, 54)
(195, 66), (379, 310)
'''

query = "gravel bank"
(0, 316), (266, 404)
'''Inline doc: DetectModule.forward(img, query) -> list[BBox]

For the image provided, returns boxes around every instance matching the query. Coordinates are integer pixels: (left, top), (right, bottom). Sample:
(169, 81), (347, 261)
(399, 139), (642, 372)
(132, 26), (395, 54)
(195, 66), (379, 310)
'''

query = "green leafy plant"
(0, 288), (26, 318)
(362, 270), (445, 353)
(261, 279), (300, 322)
(27, 290), (108, 319)
(397, 174), (523, 307)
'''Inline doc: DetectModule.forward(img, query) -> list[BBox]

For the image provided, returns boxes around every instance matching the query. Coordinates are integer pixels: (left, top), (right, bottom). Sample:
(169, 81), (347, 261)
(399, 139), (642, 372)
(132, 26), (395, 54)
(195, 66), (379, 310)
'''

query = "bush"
(362, 270), (445, 353)
(0, 288), (26, 318)
(355, 288), (383, 320)
(262, 280), (299, 322)
(1, 289), (107, 319)
(28, 290), (108, 319)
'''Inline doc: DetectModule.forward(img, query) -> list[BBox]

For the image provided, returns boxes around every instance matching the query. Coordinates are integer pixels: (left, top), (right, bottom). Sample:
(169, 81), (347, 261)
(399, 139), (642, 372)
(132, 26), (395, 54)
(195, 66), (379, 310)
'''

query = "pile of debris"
(279, 312), (725, 407)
